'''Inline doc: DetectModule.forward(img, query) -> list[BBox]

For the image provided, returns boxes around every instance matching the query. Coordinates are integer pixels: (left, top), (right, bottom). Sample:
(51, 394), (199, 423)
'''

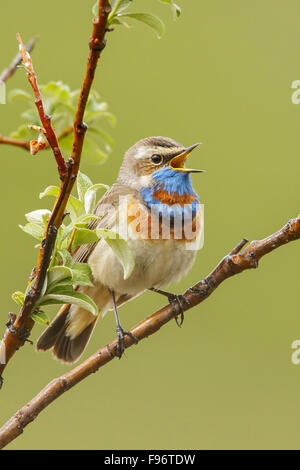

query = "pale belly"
(88, 235), (198, 297)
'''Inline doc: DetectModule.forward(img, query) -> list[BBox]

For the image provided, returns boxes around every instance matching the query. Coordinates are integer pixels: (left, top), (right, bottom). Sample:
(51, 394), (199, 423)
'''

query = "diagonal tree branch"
(0, 214), (299, 449)
(0, 0), (112, 387)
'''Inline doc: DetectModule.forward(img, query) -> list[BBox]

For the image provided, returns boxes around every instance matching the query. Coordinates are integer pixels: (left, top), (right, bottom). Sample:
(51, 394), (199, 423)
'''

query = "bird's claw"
(167, 294), (191, 327)
(115, 326), (138, 359)
(150, 288), (191, 328)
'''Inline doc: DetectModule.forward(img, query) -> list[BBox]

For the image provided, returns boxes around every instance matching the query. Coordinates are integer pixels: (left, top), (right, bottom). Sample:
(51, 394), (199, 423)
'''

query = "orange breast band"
(152, 188), (196, 206)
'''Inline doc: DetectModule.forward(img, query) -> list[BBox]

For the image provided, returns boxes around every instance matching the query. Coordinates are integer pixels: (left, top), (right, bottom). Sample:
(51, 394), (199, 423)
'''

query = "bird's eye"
(151, 154), (162, 165)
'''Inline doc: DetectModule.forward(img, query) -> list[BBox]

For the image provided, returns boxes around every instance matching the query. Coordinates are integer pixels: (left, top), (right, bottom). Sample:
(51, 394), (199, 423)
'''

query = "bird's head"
(118, 136), (204, 191)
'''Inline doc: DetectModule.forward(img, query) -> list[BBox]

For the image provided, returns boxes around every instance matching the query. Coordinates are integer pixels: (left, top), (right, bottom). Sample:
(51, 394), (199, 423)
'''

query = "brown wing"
(72, 182), (138, 264)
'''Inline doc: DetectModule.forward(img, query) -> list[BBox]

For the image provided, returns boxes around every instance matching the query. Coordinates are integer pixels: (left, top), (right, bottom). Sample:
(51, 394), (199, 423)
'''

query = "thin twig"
(0, 136), (30, 151)
(0, 36), (38, 83)
(16, 34), (66, 178)
(0, 1), (111, 387)
(0, 36), (38, 153)
(0, 214), (299, 449)
(0, 127), (73, 153)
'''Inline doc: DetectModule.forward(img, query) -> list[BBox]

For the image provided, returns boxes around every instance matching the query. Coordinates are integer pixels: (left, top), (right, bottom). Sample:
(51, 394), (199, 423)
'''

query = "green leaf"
(97, 228), (135, 280)
(71, 263), (94, 287)
(102, 111), (117, 127)
(108, 0), (133, 24)
(159, 0), (181, 19)
(31, 310), (51, 326)
(9, 80), (113, 161)
(12, 291), (25, 307)
(73, 227), (99, 247)
(72, 262), (92, 275)
(8, 89), (32, 103)
(41, 81), (71, 101)
(46, 262), (94, 289)
(39, 185), (59, 199)
(66, 193), (85, 220)
(57, 132), (73, 155)
(46, 281), (74, 293)
(84, 183), (109, 214)
(118, 12), (165, 38)
(76, 214), (101, 224)
(113, 0), (133, 13)
(47, 266), (73, 287)
(25, 209), (51, 226)
(40, 290), (98, 316)
(40, 185), (84, 220)
(19, 223), (44, 241)
(46, 279), (74, 294)
(21, 108), (39, 124)
(10, 124), (34, 140)
(82, 134), (109, 164)
(40, 81), (72, 114)
(110, 18), (129, 28)
(92, 1), (98, 16)
(57, 249), (73, 267)
(77, 171), (93, 203)
(74, 223), (88, 229)
(84, 94), (110, 121)
(89, 127), (114, 150)
(59, 223), (76, 245)
(85, 101), (108, 116)
(60, 130), (110, 165)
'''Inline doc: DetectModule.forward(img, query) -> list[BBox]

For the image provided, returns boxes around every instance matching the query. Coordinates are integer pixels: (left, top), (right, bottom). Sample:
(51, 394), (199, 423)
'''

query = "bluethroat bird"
(36, 136), (204, 362)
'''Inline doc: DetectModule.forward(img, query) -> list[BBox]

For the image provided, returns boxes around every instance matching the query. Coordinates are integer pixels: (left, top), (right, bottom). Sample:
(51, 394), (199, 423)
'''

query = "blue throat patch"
(140, 168), (199, 223)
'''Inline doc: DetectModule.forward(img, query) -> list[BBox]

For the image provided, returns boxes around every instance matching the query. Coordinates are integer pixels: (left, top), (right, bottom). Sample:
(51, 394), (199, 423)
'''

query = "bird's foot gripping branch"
(0, 214), (299, 447)
(0, 0), (299, 452)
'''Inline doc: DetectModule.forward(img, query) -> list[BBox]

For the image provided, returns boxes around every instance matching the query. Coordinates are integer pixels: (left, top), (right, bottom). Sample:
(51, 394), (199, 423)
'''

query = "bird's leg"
(149, 288), (191, 327)
(109, 288), (139, 359)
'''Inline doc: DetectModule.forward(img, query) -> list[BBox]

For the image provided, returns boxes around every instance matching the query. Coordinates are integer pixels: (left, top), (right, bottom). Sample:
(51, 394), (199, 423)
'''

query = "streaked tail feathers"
(36, 304), (98, 363)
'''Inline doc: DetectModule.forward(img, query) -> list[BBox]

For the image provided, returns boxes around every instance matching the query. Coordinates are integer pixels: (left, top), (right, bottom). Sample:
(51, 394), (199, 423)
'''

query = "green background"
(0, 0), (299, 450)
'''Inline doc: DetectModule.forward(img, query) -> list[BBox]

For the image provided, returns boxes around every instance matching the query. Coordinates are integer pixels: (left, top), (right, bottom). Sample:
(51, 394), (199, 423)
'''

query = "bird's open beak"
(169, 143), (204, 173)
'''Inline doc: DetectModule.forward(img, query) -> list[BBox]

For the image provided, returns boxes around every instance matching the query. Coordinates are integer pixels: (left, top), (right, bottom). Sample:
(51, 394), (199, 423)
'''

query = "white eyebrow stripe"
(134, 146), (180, 160)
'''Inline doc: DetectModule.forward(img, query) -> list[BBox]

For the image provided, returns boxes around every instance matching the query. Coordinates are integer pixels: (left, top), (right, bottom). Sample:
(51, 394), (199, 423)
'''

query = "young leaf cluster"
(93, 0), (181, 39)
(9, 81), (115, 163)
(14, 171), (135, 325)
